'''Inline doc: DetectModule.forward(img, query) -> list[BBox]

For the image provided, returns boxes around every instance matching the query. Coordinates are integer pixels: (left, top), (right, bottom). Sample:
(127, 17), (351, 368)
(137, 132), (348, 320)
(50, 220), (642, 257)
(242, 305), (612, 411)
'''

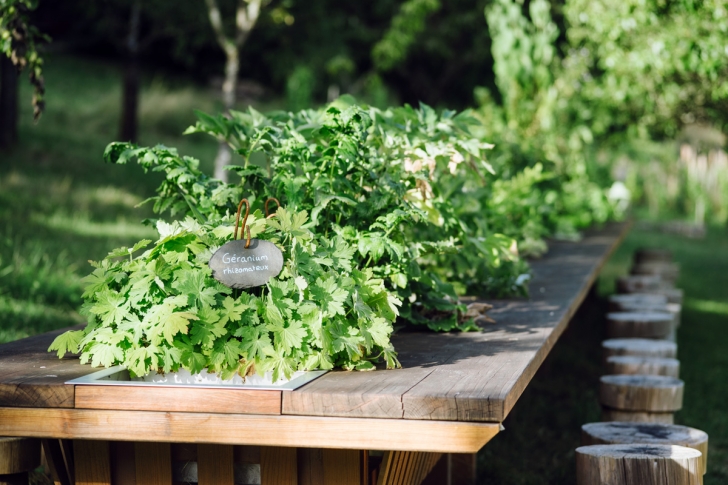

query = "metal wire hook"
(265, 197), (281, 219)
(233, 197), (252, 248)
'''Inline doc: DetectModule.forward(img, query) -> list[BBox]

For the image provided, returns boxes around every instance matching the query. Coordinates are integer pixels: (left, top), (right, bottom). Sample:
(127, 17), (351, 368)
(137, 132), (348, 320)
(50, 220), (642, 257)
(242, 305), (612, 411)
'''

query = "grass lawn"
(478, 224), (728, 484)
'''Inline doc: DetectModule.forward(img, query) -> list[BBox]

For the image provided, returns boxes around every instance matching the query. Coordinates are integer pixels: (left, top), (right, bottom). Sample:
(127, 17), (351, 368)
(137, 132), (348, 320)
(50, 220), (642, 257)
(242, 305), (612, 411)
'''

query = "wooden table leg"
(449, 453), (476, 485)
(377, 451), (442, 485)
(261, 446), (297, 485)
(134, 443), (171, 485)
(198, 444), (234, 485)
(74, 440), (110, 485)
(42, 439), (72, 485)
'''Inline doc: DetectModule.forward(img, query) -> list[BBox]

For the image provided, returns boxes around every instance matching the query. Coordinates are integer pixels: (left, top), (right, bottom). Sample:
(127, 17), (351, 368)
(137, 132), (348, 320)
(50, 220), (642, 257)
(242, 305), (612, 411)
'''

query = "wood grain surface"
(75, 385), (281, 415)
(284, 222), (630, 422)
(0, 407), (499, 453)
(0, 326), (89, 408)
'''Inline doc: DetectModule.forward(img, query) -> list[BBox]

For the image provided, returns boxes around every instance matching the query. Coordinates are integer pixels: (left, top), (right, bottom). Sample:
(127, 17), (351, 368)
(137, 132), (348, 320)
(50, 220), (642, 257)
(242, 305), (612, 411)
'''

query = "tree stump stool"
(0, 437), (41, 485)
(581, 422), (709, 475)
(576, 444), (702, 485)
(609, 293), (668, 310)
(600, 375), (684, 424)
(650, 287), (684, 305)
(606, 312), (675, 340)
(634, 248), (673, 265)
(602, 339), (677, 363)
(631, 262), (680, 284)
(616, 275), (669, 294)
(608, 293), (682, 336)
(606, 356), (680, 378)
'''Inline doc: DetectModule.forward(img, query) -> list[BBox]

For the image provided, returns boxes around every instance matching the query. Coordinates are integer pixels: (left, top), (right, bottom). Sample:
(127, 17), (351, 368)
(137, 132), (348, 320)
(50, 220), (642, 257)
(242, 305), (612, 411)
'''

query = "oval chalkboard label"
(209, 239), (284, 289)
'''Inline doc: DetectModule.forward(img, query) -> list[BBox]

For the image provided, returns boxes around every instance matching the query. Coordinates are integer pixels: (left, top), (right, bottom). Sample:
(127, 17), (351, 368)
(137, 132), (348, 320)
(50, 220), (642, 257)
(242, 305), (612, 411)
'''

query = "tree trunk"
(213, 47), (239, 182)
(119, 0), (141, 142)
(0, 55), (19, 149)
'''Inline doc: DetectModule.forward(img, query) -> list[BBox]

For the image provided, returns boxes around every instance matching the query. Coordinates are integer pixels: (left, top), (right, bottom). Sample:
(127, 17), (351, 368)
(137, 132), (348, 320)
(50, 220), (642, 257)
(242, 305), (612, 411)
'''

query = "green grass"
(477, 224), (728, 484)
(0, 54), (225, 342)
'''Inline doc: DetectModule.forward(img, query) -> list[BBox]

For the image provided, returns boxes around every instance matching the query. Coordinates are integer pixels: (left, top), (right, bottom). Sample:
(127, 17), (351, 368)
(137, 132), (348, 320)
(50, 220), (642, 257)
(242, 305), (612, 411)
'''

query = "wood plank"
(197, 444), (234, 485)
(75, 386), (281, 415)
(260, 447), (297, 485)
(321, 449), (360, 485)
(283, 222), (630, 422)
(297, 448), (324, 485)
(41, 440), (71, 485)
(134, 443), (171, 485)
(0, 407), (499, 453)
(74, 440), (110, 485)
(110, 442), (135, 485)
(0, 326), (89, 408)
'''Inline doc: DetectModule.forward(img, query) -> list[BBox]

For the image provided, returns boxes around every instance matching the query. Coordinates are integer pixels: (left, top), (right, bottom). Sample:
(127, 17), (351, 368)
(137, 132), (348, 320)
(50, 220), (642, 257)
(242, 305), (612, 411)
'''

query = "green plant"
(127, 101), (525, 330)
(49, 208), (400, 380)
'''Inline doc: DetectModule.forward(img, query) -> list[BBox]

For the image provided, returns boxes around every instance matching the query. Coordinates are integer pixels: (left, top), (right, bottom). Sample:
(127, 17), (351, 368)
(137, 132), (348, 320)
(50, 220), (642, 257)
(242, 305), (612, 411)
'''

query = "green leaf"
(48, 330), (84, 358)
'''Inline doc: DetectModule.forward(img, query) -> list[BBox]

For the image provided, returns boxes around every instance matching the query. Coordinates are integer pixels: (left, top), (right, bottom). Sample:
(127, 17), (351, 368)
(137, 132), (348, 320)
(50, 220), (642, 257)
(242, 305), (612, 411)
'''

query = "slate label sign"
(209, 239), (284, 289)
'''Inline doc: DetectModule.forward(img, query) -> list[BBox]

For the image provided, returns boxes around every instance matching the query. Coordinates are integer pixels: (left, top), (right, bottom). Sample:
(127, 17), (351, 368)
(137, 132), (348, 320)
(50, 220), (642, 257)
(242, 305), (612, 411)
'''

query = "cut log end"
(576, 444), (702, 485)
(606, 312), (675, 340)
(581, 422), (708, 475)
(602, 338), (677, 360)
(606, 355), (680, 378)
(599, 375), (684, 412)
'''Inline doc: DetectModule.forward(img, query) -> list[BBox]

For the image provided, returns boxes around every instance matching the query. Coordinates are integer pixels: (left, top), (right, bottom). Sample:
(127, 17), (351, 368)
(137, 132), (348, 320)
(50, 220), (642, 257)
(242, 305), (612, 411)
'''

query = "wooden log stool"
(602, 338), (677, 362)
(606, 355), (680, 378)
(606, 312), (675, 340)
(631, 261), (680, 284)
(576, 444), (702, 485)
(609, 293), (668, 310)
(616, 275), (669, 293)
(633, 248), (673, 265)
(600, 375), (684, 424)
(0, 437), (41, 485)
(581, 422), (709, 475)
(609, 296), (681, 331)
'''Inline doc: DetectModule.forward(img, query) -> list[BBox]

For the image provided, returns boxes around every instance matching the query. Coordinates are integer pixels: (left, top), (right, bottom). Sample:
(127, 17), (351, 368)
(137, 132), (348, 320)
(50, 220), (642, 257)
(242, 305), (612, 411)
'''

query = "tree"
(203, 0), (263, 182)
(0, 0), (47, 148)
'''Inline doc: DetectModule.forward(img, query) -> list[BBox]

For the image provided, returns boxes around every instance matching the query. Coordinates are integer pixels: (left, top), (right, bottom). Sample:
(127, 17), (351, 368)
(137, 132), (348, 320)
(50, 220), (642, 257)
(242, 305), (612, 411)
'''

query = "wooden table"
(0, 223), (628, 485)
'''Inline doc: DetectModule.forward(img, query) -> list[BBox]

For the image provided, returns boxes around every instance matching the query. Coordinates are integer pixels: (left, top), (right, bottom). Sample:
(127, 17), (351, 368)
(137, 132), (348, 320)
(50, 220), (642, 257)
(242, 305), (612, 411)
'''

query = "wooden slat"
(74, 440), (110, 485)
(321, 449), (360, 485)
(377, 451), (440, 485)
(0, 407), (499, 453)
(134, 442), (171, 485)
(297, 448), (324, 485)
(198, 444), (234, 485)
(75, 386), (281, 415)
(261, 447), (297, 485)
(41, 439), (71, 485)
(110, 442), (136, 485)
(0, 326), (89, 408)
(284, 223), (630, 422)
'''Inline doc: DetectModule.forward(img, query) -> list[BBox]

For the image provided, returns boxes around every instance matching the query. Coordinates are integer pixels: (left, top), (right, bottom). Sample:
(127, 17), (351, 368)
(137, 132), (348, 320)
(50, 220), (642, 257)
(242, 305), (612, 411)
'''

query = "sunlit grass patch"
(684, 298), (728, 316)
(0, 295), (82, 344)
(30, 211), (157, 240)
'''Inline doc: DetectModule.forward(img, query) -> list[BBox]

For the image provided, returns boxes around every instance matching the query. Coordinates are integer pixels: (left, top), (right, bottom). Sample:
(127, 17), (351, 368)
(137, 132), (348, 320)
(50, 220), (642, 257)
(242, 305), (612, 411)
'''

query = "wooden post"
(74, 440), (111, 485)
(606, 312), (674, 340)
(606, 356), (680, 378)
(198, 444), (234, 485)
(377, 451), (442, 485)
(581, 422), (709, 475)
(261, 447), (297, 485)
(576, 444), (702, 485)
(134, 442), (171, 485)
(602, 339), (677, 361)
(600, 375), (683, 424)
(0, 437), (41, 485)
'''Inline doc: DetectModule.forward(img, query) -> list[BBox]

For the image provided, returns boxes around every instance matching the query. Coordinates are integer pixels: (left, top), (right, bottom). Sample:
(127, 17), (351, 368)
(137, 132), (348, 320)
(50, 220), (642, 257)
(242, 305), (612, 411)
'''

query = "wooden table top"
(0, 222), (628, 452)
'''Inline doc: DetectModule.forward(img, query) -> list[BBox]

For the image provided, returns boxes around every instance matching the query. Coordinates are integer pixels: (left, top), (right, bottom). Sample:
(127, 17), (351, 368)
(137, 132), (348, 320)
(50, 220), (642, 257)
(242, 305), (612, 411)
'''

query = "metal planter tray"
(67, 366), (328, 391)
